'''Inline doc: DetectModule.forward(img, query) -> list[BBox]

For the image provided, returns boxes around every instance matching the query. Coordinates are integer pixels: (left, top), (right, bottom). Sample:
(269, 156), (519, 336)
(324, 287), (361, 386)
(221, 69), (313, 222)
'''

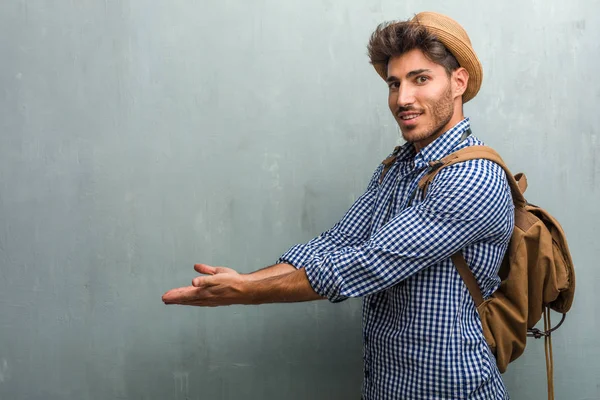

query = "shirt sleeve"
(276, 164), (383, 269)
(304, 160), (514, 302)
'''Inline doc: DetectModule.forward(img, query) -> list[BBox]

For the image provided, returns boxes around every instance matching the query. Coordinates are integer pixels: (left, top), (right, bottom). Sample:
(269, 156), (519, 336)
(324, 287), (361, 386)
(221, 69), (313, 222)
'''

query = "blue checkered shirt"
(278, 119), (513, 399)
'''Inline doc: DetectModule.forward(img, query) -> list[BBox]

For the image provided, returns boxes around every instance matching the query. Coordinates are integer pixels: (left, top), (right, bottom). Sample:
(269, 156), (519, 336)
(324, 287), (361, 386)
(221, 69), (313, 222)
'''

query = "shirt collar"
(413, 117), (471, 169)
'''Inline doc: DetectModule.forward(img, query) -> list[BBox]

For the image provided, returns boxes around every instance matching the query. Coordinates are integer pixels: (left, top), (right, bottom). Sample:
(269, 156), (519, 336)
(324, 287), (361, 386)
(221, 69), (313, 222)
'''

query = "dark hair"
(367, 19), (460, 77)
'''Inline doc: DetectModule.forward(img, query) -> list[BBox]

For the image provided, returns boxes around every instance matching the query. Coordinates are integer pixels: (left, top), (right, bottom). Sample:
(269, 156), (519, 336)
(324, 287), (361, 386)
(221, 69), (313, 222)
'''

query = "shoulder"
(437, 157), (507, 185)
(434, 138), (509, 190)
(426, 147), (512, 216)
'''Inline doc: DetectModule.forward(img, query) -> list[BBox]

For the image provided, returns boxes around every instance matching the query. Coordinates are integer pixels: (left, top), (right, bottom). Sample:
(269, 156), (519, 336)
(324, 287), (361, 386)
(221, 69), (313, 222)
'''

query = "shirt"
(277, 118), (514, 399)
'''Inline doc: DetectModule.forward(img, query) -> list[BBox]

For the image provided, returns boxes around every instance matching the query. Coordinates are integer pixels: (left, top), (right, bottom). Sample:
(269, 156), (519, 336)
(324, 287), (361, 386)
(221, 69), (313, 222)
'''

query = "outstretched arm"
(162, 265), (323, 306)
(161, 162), (386, 307)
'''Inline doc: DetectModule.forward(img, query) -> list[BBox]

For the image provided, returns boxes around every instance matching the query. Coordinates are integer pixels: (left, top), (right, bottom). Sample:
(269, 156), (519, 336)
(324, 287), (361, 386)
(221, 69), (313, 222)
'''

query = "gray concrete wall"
(0, 1), (598, 399)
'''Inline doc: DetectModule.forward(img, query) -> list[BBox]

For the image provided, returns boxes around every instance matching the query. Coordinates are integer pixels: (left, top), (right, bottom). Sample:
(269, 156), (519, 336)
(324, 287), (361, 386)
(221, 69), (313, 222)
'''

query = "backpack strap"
(514, 172), (528, 194)
(379, 146), (402, 184)
(383, 144), (527, 307)
(451, 253), (484, 307)
(417, 146), (525, 324)
(417, 145), (527, 208)
(544, 307), (555, 400)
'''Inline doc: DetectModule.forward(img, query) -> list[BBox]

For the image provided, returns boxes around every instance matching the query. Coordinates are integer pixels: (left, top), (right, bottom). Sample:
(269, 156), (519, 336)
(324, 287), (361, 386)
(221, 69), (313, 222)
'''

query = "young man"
(163, 12), (513, 399)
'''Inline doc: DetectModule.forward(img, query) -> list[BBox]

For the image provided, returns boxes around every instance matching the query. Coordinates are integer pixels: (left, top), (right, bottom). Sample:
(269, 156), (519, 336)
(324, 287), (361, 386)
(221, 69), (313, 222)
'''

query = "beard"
(398, 84), (455, 144)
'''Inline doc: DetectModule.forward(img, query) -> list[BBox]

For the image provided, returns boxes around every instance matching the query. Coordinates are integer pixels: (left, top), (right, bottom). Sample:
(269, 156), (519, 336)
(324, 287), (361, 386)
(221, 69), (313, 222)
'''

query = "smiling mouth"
(400, 114), (421, 121)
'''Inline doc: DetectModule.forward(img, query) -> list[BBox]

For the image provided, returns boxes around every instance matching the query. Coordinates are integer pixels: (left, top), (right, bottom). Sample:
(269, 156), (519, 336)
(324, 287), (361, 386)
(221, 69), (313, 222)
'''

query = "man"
(163, 11), (514, 400)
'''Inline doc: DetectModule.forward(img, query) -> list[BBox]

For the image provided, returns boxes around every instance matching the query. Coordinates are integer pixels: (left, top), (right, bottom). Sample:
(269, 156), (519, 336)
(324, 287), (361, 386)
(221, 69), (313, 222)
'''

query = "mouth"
(397, 112), (423, 125)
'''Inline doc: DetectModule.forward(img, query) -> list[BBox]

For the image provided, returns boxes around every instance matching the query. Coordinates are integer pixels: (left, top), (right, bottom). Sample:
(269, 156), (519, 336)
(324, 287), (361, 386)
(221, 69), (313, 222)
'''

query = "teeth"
(401, 114), (420, 120)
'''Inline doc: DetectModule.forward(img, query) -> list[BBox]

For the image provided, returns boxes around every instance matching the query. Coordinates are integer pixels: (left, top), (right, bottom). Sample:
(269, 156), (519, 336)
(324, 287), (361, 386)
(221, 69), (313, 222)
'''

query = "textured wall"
(1, 1), (598, 399)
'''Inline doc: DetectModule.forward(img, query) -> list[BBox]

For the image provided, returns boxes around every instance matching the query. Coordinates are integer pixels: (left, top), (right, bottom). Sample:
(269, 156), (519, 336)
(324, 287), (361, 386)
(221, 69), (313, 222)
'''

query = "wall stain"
(0, 358), (8, 383)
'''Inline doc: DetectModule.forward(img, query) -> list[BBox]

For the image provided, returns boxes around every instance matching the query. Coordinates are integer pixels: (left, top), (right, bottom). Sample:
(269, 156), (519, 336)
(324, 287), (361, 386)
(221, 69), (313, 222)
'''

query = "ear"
(452, 67), (469, 99)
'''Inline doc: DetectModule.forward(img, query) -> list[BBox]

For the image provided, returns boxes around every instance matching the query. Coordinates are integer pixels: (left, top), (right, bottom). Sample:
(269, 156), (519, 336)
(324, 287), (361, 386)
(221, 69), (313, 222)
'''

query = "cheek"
(416, 91), (438, 112)
(388, 92), (397, 111)
(422, 84), (450, 104)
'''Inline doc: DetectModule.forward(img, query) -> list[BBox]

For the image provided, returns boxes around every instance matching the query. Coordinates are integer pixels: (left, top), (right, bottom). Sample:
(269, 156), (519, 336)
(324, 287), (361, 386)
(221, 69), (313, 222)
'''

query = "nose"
(397, 84), (416, 108)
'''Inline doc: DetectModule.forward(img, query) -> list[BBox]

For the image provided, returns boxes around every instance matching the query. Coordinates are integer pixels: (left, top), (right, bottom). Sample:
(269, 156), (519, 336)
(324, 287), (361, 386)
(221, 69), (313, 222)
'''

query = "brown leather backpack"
(380, 145), (576, 400)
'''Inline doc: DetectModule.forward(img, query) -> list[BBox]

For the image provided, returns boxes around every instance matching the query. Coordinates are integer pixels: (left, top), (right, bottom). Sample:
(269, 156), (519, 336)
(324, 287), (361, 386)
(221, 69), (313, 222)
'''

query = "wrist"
(240, 278), (263, 305)
(242, 272), (260, 282)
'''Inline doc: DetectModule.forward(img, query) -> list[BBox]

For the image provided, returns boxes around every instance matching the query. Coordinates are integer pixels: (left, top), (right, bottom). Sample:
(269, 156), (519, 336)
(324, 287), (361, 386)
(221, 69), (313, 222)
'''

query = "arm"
(162, 161), (511, 307)
(247, 268), (324, 303)
(245, 263), (296, 281)
(162, 267), (324, 306)
(303, 161), (514, 302)
(161, 161), (385, 307)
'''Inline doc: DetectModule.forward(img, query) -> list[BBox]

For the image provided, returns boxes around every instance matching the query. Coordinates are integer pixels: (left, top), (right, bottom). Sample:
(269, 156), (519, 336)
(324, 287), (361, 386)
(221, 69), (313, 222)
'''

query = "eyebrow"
(386, 69), (432, 83)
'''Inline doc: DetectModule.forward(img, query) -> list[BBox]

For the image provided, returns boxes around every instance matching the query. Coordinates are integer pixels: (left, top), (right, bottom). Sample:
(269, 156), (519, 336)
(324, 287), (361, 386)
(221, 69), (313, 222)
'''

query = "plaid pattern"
(278, 119), (513, 399)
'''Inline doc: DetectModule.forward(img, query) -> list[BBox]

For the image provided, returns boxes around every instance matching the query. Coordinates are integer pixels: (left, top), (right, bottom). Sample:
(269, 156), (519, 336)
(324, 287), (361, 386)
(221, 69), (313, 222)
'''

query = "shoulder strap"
(420, 146), (523, 317)
(379, 146), (402, 184)
(451, 253), (484, 307)
(418, 145), (527, 208)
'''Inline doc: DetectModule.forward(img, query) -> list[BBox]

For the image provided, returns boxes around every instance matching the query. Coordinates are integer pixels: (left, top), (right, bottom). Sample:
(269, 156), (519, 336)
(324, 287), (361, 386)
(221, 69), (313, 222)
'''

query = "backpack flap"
(505, 206), (556, 330)
(525, 205), (576, 314)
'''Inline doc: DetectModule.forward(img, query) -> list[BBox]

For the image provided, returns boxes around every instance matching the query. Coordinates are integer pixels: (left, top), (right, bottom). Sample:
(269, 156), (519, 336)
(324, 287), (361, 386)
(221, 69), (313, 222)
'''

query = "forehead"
(386, 49), (445, 78)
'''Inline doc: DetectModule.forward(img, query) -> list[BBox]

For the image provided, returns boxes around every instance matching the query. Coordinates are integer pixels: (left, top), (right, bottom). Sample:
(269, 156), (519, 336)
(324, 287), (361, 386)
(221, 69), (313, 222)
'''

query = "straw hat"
(373, 12), (483, 103)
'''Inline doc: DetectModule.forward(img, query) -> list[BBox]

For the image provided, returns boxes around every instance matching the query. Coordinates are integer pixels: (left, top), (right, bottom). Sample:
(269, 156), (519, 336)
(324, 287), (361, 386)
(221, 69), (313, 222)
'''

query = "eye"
(388, 81), (400, 90)
(416, 76), (429, 84)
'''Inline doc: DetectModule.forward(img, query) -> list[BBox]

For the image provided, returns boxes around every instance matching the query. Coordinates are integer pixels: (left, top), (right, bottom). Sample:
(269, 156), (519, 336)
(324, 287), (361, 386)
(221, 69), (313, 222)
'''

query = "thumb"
(192, 275), (216, 288)
(194, 263), (216, 275)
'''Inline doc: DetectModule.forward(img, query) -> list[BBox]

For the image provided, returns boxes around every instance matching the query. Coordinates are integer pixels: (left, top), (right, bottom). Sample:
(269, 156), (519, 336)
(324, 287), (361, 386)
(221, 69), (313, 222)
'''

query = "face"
(386, 49), (466, 151)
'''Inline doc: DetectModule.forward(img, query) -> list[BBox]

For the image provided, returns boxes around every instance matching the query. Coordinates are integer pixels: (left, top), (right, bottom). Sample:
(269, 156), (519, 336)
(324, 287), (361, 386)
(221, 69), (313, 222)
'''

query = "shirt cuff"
(276, 244), (316, 269)
(304, 256), (348, 303)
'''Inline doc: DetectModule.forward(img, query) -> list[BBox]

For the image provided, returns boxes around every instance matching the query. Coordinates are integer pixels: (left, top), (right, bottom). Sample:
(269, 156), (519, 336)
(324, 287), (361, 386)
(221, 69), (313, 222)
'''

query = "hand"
(162, 264), (251, 307)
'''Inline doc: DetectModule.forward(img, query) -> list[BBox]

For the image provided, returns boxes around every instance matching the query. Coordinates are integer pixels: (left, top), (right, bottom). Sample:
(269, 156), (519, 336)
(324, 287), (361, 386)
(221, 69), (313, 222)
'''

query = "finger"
(194, 263), (216, 275)
(162, 286), (205, 304)
(214, 266), (236, 274)
(162, 287), (186, 304)
(192, 274), (218, 287)
(192, 276), (206, 287)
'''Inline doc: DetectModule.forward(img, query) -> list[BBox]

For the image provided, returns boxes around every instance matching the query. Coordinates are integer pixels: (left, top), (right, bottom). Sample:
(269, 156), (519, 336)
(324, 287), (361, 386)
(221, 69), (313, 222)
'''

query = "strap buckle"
(527, 313), (567, 339)
(428, 160), (444, 173)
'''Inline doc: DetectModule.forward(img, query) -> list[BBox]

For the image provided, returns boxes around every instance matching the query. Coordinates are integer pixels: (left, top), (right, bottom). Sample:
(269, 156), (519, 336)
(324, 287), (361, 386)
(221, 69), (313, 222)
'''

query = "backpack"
(380, 145), (576, 400)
